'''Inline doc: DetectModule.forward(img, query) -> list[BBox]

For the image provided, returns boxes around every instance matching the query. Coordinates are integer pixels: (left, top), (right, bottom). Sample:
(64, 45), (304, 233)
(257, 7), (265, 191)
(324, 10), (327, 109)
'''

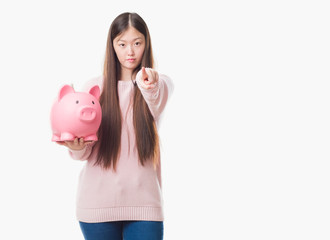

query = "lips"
(127, 58), (135, 62)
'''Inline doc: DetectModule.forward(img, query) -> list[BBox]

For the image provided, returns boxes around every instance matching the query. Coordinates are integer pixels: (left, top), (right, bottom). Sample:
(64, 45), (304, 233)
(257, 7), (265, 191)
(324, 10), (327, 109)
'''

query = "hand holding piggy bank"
(50, 84), (102, 142)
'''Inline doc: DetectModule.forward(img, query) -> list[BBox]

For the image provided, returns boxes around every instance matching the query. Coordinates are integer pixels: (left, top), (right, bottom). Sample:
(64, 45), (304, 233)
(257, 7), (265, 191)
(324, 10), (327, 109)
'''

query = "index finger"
(141, 67), (148, 80)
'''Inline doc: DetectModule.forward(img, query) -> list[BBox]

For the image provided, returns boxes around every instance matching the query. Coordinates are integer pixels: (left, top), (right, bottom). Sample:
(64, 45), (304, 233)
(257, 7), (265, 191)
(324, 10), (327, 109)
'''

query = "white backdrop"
(0, 0), (329, 239)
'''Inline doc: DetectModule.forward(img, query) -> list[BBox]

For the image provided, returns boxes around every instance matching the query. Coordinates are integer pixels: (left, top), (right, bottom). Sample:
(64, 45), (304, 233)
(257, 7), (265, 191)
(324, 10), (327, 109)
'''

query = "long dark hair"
(95, 12), (159, 169)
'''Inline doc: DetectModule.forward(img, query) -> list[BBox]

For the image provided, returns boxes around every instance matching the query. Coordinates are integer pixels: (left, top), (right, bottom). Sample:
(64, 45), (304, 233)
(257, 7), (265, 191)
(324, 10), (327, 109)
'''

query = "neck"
(120, 68), (136, 81)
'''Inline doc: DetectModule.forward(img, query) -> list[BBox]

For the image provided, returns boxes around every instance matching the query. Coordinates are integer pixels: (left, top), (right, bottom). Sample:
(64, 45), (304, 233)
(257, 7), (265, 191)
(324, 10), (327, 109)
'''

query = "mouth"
(127, 58), (136, 63)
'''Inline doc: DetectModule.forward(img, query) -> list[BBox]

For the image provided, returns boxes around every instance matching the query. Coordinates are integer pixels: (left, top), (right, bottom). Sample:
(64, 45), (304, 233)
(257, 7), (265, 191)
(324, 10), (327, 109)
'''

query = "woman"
(58, 12), (173, 240)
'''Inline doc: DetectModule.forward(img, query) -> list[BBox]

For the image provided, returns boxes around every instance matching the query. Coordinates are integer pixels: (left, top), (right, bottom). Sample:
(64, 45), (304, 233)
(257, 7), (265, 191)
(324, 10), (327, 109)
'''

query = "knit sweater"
(69, 73), (173, 223)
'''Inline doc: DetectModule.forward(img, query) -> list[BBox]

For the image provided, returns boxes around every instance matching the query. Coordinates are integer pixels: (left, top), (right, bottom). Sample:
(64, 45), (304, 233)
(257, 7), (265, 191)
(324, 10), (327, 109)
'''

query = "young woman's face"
(113, 26), (145, 74)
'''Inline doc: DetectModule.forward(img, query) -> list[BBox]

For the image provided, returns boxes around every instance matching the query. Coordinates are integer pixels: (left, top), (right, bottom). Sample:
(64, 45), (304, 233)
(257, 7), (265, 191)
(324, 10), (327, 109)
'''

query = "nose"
(128, 45), (134, 56)
(78, 106), (96, 122)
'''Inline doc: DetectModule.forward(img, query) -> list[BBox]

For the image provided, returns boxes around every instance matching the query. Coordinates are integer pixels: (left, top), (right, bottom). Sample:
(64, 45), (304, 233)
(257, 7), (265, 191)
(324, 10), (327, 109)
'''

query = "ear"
(58, 85), (75, 101)
(89, 85), (100, 100)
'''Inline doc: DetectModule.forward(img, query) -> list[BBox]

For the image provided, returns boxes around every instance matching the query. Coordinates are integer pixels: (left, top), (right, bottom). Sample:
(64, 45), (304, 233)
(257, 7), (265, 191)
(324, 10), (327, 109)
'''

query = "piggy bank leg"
(52, 134), (61, 142)
(84, 134), (98, 141)
(60, 132), (76, 141)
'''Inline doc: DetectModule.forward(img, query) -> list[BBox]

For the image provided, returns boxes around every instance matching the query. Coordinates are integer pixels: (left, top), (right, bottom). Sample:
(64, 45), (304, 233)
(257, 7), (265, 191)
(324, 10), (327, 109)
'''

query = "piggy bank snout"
(78, 106), (98, 122)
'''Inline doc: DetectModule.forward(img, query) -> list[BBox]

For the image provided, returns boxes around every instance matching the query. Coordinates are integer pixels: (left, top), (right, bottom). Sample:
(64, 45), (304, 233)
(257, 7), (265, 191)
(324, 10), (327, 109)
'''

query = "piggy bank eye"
(76, 100), (79, 104)
(92, 101), (95, 104)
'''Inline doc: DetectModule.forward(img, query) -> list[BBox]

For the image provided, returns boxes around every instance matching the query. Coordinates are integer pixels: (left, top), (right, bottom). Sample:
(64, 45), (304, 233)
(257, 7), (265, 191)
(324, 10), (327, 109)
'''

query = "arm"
(136, 67), (174, 121)
(69, 143), (94, 160)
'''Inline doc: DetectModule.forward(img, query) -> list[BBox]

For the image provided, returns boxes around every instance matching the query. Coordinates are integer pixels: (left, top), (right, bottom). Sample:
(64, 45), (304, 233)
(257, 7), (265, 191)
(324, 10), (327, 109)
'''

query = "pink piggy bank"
(50, 84), (102, 142)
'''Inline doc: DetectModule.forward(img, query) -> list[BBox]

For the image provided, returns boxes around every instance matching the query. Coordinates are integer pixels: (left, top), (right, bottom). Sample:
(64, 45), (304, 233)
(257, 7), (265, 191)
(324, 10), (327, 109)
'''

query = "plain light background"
(0, 0), (329, 239)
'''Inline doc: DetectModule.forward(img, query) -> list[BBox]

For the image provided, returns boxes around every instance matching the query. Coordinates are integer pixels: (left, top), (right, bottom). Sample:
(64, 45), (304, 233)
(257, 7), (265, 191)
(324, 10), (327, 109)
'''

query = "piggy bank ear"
(58, 85), (75, 101)
(89, 85), (100, 100)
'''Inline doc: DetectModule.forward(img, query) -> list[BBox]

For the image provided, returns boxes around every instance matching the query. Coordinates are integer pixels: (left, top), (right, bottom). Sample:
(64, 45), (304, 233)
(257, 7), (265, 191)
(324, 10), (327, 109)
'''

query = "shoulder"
(81, 75), (104, 92)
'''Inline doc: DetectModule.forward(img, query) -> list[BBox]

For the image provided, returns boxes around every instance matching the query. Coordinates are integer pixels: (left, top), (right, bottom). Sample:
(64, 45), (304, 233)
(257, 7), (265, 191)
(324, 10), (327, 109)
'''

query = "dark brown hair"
(95, 12), (159, 169)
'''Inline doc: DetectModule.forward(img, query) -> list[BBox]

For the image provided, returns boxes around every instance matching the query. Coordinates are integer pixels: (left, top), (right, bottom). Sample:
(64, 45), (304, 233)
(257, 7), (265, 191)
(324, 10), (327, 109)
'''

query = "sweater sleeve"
(136, 73), (174, 121)
(68, 143), (94, 161)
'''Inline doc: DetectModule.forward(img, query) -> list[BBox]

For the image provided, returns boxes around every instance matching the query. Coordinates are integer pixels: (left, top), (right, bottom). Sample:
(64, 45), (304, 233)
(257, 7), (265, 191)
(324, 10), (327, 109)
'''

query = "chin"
(126, 64), (138, 70)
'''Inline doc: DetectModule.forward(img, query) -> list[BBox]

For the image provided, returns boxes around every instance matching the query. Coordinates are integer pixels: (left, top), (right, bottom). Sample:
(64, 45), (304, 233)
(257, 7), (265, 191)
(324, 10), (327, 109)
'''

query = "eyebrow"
(117, 37), (143, 42)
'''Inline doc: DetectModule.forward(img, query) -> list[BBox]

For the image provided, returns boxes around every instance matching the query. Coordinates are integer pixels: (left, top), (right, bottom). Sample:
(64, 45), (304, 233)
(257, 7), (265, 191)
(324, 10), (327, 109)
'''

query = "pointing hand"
(137, 67), (159, 90)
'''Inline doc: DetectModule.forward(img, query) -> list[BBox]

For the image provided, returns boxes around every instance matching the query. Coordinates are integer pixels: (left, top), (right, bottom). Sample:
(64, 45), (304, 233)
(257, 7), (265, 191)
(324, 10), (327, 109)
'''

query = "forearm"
(136, 73), (174, 120)
(68, 143), (94, 161)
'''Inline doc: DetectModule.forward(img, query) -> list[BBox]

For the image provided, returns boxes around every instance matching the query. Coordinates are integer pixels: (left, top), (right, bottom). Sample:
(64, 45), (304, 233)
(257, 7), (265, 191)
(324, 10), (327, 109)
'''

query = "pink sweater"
(69, 74), (173, 223)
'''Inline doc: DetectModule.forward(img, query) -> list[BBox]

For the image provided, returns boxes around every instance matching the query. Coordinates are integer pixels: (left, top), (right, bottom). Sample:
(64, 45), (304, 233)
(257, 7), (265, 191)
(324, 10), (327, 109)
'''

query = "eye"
(119, 43), (125, 47)
(92, 101), (95, 104)
(76, 100), (79, 104)
(135, 42), (141, 46)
